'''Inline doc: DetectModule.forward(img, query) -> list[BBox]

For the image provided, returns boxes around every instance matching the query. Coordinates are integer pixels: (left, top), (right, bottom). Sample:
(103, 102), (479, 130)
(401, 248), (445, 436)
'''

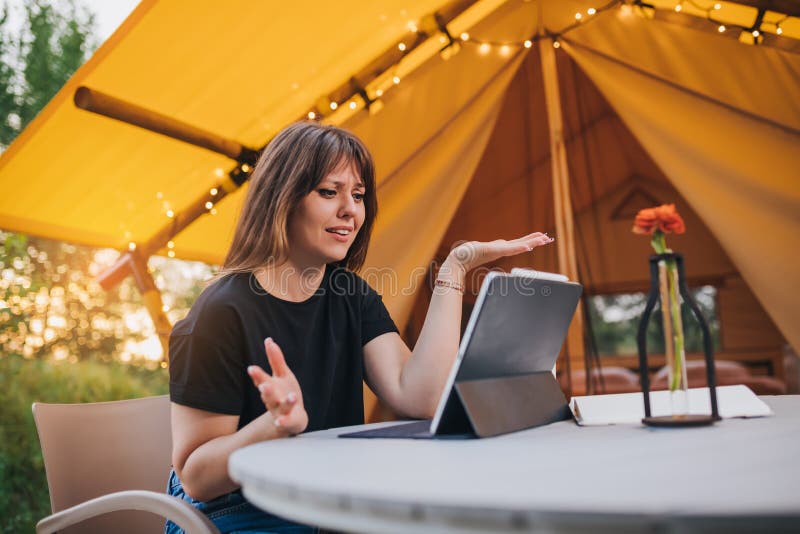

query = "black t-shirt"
(168, 265), (398, 432)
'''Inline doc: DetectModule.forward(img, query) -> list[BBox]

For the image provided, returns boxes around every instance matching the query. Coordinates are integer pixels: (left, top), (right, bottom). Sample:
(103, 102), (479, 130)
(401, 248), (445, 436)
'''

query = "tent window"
(588, 286), (721, 357)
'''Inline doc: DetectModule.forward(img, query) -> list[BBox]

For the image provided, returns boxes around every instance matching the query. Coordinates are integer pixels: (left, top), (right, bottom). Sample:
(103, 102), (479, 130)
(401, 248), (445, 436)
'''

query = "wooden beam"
(540, 38), (586, 383)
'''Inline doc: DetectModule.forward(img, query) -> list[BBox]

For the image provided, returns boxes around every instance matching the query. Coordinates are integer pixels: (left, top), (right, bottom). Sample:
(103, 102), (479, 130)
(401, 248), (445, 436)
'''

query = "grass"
(0, 355), (168, 534)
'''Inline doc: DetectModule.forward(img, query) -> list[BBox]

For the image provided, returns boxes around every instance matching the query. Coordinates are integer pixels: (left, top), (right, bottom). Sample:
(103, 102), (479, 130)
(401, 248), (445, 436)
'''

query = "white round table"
(229, 396), (800, 533)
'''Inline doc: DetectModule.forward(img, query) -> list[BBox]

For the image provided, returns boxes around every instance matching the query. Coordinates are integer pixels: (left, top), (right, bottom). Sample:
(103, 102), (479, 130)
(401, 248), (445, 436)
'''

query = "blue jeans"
(165, 468), (319, 534)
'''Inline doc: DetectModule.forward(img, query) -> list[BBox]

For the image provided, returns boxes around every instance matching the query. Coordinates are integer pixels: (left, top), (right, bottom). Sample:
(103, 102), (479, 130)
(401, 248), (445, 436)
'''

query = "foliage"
(0, 0), (96, 146)
(588, 286), (721, 356)
(0, 354), (168, 534)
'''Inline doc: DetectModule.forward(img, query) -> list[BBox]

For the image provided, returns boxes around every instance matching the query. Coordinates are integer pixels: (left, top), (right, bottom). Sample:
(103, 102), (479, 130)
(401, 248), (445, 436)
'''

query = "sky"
(3, 0), (141, 44)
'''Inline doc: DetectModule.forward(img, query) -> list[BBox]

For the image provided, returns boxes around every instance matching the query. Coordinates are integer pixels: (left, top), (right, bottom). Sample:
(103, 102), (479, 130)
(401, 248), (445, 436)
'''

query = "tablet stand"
(440, 371), (571, 438)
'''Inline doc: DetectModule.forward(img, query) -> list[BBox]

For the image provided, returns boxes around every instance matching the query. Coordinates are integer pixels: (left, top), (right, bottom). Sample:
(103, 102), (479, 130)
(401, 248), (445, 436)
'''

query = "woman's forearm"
(179, 411), (285, 502)
(399, 255), (466, 417)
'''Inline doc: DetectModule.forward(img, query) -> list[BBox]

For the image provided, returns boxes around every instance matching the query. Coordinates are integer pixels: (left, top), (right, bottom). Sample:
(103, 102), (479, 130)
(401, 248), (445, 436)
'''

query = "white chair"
(32, 395), (218, 534)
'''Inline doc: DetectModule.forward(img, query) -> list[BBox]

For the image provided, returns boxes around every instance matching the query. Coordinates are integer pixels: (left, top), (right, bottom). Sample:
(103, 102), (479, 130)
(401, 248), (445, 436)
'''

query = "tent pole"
(540, 38), (585, 382)
(110, 250), (173, 359)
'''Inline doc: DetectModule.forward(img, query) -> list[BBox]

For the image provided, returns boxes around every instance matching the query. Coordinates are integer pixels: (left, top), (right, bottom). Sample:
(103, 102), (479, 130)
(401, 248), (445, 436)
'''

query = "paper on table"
(570, 385), (773, 426)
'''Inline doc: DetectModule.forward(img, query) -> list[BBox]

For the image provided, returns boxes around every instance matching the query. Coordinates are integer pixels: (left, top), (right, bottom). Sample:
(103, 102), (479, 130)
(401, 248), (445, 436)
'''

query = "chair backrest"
(33, 395), (173, 534)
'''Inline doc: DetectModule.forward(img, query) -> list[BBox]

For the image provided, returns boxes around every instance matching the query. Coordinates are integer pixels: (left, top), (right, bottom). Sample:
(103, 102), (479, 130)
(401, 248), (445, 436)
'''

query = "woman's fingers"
(264, 337), (291, 377)
(247, 364), (271, 385)
(509, 232), (545, 244)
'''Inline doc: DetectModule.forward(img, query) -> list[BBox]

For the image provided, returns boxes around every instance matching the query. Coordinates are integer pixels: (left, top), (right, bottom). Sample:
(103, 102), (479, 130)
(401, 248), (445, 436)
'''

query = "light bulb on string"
(307, 111), (316, 120)
(776, 26), (783, 35)
(168, 250), (175, 258)
(718, 24), (726, 32)
(375, 88), (384, 97)
(524, 39), (532, 48)
(329, 101), (338, 110)
(752, 30), (760, 37)
(460, 32), (469, 41)
(587, 8), (596, 15)
(714, 3), (721, 9)
(553, 40), (561, 48)
(210, 188), (218, 196)
(575, 12), (582, 20)
(205, 201), (213, 210)
(210, 208), (218, 215)
(241, 163), (251, 173)
(349, 101), (357, 110)
(674, 3), (682, 12)
(478, 43), (490, 55)
(499, 44), (511, 56)
(128, 242), (136, 251)
(398, 42), (407, 51)
(392, 75), (401, 84)
(167, 241), (175, 249)
(166, 210), (175, 218)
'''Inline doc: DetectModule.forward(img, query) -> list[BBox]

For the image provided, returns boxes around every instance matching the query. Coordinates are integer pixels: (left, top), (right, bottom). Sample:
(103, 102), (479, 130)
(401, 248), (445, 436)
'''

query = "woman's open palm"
(247, 338), (308, 436)
(449, 232), (554, 272)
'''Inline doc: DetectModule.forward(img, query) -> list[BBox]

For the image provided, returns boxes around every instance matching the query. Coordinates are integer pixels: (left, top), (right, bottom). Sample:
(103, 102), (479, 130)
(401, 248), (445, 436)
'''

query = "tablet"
(340, 270), (582, 439)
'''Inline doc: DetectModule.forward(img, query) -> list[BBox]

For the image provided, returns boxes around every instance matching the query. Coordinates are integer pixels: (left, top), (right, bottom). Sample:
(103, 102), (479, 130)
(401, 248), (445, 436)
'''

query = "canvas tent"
(1, 0), (798, 410)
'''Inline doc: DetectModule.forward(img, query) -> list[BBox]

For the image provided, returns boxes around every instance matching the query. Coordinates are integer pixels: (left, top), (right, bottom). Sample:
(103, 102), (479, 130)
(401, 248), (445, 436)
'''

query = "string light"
(167, 241), (175, 249)
(128, 242), (136, 251)
(205, 201), (213, 209)
(210, 187), (218, 196)
(167, 250), (175, 258)
(166, 209), (175, 218)
(241, 163), (251, 173)
(162, 304), (169, 312)
(293, 1), (794, 142)
(210, 208), (218, 215)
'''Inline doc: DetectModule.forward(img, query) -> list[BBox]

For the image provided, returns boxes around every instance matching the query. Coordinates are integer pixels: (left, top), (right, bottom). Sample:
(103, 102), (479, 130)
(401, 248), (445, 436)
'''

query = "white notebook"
(570, 385), (773, 426)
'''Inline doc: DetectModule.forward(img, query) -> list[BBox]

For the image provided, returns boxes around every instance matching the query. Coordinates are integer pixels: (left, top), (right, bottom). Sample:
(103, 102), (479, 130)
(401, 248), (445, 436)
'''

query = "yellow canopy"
(1, 0), (798, 353)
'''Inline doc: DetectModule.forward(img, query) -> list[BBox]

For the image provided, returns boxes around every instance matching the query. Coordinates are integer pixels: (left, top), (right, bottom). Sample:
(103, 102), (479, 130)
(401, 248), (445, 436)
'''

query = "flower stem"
(650, 230), (685, 391)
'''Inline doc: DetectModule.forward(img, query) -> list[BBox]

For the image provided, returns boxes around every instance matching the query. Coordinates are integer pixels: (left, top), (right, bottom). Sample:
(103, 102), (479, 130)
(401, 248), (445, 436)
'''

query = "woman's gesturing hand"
(247, 338), (308, 437)
(447, 231), (555, 273)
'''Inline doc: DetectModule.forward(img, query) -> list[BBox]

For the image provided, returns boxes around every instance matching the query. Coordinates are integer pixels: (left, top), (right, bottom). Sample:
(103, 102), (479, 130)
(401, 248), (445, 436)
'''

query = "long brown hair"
(220, 121), (377, 275)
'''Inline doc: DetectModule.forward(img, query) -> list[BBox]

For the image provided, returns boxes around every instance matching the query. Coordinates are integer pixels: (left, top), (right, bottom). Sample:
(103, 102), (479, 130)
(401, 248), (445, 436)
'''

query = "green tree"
(0, 6), (18, 145)
(0, 0), (95, 147)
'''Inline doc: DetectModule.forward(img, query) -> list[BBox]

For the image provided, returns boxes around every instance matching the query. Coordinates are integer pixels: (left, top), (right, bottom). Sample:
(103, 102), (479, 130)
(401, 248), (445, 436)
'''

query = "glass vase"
(657, 259), (689, 416)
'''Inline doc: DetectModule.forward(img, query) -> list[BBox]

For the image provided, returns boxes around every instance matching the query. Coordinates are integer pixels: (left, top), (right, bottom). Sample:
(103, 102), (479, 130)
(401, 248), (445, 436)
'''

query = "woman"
(166, 121), (553, 533)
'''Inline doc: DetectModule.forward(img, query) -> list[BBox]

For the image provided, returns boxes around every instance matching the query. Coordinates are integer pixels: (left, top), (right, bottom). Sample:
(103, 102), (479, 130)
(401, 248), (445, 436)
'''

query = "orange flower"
(632, 204), (686, 236)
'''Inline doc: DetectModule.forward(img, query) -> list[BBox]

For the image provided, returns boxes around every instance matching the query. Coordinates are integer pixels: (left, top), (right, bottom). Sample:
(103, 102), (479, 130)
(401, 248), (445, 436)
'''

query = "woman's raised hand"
(448, 232), (555, 273)
(247, 338), (308, 436)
